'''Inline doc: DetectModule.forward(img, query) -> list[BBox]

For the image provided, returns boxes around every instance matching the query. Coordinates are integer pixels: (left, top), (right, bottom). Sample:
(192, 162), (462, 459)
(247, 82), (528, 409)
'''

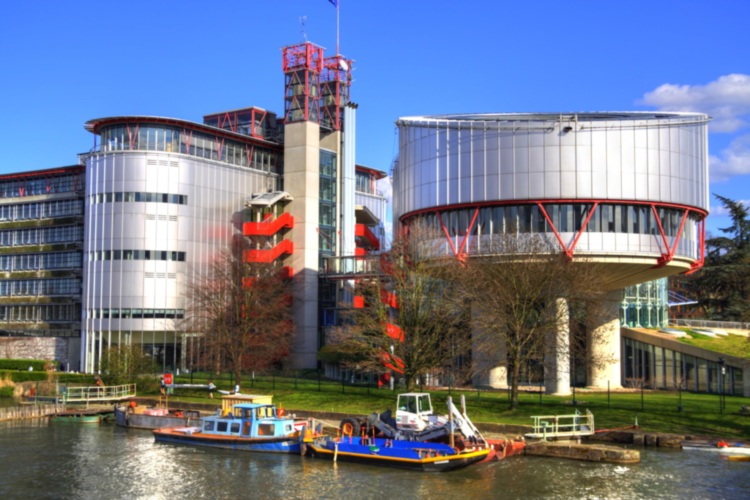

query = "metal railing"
(526, 409), (595, 440)
(62, 384), (136, 405)
(671, 319), (750, 331)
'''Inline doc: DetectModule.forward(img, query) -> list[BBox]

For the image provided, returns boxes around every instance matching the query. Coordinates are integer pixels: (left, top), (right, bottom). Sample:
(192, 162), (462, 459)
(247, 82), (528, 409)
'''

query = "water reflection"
(0, 421), (748, 499)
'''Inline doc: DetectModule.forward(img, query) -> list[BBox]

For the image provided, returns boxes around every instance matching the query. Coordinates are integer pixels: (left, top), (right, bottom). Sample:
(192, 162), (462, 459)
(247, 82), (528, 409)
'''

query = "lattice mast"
(282, 42), (324, 124)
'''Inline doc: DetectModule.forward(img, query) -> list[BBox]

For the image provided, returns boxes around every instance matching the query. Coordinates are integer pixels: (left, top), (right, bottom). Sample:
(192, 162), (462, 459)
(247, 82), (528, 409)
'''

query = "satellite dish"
(339, 59), (349, 71)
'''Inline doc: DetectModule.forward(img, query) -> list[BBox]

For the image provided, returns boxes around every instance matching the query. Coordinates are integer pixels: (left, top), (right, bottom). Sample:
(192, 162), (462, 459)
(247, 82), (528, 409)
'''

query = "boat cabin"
(200, 403), (297, 438)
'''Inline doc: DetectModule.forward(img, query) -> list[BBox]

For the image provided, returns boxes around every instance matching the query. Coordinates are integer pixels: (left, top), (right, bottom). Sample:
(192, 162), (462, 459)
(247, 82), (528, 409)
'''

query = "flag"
(328, 0), (338, 6)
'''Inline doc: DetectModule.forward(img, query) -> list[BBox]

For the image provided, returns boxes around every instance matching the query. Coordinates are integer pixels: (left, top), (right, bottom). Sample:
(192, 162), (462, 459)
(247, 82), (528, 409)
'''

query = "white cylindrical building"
(394, 112), (710, 391)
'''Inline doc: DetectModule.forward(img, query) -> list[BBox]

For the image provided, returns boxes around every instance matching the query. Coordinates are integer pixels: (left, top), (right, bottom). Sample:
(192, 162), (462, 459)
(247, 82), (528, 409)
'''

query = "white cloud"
(640, 74), (750, 133)
(709, 134), (750, 182)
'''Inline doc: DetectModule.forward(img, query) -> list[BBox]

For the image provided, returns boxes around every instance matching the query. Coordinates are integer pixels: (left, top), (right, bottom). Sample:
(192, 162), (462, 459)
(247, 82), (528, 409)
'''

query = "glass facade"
(0, 170), (83, 199)
(99, 124), (281, 174)
(0, 252), (81, 271)
(319, 150), (337, 255)
(621, 278), (669, 328)
(623, 336), (743, 395)
(0, 166), (84, 342)
(0, 199), (83, 221)
(0, 225), (84, 247)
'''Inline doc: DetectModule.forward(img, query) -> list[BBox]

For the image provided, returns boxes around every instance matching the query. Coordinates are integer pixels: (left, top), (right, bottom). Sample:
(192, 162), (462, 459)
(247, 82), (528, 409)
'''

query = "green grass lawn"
(164, 373), (750, 439)
(678, 330), (750, 358)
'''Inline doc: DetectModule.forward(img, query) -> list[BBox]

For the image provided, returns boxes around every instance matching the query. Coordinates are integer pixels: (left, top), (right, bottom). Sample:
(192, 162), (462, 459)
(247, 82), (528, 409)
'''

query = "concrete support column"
(586, 289), (623, 389)
(471, 304), (508, 389)
(544, 297), (571, 396)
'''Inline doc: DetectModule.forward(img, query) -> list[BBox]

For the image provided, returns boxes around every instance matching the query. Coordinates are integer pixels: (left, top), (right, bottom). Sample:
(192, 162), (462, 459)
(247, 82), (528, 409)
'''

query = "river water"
(0, 419), (748, 500)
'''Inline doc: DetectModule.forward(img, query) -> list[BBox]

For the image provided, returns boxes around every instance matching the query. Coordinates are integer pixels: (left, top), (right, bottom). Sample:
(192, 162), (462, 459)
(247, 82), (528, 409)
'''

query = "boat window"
(257, 423), (275, 436)
(203, 421), (215, 432)
(217, 422), (228, 433)
(231, 423), (240, 433)
(418, 395), (431, 413)
(243, 409), (252, 420)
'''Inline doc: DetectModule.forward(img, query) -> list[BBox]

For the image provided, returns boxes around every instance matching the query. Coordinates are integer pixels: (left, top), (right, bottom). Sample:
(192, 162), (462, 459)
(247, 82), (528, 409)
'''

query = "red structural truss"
(203, 107), (272, 141)
(282, 42), (324, 124)
(405, 199), (708, 274)
(321, 55), (352, 131)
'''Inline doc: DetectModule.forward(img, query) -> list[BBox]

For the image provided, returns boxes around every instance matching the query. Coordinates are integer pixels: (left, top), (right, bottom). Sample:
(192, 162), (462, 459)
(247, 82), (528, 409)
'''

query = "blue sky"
(2, 0), (749, 237)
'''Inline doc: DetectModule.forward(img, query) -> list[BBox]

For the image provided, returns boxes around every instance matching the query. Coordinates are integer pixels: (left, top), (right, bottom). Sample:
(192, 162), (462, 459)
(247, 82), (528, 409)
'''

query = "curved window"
(90, 192), (187, 205)
(88, 308), (184, 319)
(99, 124), (280, 174)
(89, 250), (185, 262)
(412, 203), (699, 240)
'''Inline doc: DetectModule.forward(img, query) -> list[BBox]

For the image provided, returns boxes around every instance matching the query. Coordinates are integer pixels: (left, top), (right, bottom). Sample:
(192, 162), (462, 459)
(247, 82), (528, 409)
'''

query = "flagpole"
(336, 1), (340, 54)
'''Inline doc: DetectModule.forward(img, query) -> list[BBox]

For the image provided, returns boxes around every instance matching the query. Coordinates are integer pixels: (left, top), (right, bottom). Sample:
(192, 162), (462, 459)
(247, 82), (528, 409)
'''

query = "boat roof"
(231, 403), (274, 410)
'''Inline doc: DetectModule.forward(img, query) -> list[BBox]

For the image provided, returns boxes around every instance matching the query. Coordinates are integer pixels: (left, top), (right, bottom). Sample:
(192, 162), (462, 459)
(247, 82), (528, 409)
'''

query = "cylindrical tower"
(394, 112), (710, 392)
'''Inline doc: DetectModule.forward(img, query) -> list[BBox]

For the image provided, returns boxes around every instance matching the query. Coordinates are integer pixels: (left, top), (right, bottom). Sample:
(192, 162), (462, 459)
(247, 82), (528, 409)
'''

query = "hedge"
(0, 370), (92, 384)
(0, 359), (52, 371)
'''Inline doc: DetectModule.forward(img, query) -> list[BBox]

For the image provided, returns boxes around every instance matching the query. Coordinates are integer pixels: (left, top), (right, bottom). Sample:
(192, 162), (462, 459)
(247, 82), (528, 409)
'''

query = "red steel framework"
(0, 165), (85, 198)
(243, 212), (294, 276)
(320, 55), (352, 131)
(203, 107), (272, 141)
(282, 42), (324, 124)
(402, 199), (707, 274)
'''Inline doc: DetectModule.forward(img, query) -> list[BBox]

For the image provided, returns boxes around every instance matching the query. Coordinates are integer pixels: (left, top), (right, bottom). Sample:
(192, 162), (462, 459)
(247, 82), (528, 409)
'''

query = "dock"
(525, 441), (640, 463)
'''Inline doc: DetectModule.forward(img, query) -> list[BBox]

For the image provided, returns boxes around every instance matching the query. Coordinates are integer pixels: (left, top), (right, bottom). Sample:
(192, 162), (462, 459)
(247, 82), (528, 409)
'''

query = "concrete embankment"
(525, 441), (640, 463)
(0, 403), (58, 421)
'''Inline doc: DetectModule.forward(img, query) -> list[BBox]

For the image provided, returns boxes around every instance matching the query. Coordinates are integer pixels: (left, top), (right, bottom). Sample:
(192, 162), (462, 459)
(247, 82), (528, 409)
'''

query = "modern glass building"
(621, 278), (669, 329)
(0, 167), (85, 367)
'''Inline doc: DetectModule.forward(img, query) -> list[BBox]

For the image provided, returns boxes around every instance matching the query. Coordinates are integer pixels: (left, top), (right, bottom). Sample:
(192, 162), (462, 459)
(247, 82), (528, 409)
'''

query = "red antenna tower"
(321, 55), (352, 131)
(282, 42), (324, 124)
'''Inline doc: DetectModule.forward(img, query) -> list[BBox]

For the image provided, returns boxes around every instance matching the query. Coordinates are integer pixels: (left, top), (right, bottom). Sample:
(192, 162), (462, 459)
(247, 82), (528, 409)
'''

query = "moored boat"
(114, 404), (202, 429)
(305, 436), (490, 472)
(153, 402), (319, 454)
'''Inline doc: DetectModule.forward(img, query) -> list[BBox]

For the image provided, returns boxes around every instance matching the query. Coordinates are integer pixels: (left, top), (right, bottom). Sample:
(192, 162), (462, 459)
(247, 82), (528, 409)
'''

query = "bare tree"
(184, 243), (293, 388)
(461, 234), (606, 409)
(328, 222), (471, 390)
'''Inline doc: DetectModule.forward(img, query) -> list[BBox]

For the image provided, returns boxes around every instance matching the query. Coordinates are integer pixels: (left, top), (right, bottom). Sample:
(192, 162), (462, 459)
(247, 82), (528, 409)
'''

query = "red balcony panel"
(244, 239), (293, 263)
(353, 296), (365, 308)
(355, 224), (380, 250)
(243, 212), (294, 237)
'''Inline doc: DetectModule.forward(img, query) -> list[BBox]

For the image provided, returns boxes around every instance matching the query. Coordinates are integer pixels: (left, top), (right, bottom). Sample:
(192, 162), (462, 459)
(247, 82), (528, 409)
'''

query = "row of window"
(417, 203), (698, 239)
(0, 304), (81, 322)
(0, 199), (84, 222)
(90, 192), (188, 205)
(0, 252), (81, 271)
(0, 172), (83, 199)
(89, 250), (186, 262)
(100, 125), (281, 174)
(0, 225), (83, 247)
(0, 278), (81, 296)
(88, 308), (185, 319)
(624, 337), (742, 395)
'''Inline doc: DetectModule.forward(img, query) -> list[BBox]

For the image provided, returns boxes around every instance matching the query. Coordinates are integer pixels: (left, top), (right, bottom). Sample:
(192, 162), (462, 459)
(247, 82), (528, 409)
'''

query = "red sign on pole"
(164, 373), (173, 385)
